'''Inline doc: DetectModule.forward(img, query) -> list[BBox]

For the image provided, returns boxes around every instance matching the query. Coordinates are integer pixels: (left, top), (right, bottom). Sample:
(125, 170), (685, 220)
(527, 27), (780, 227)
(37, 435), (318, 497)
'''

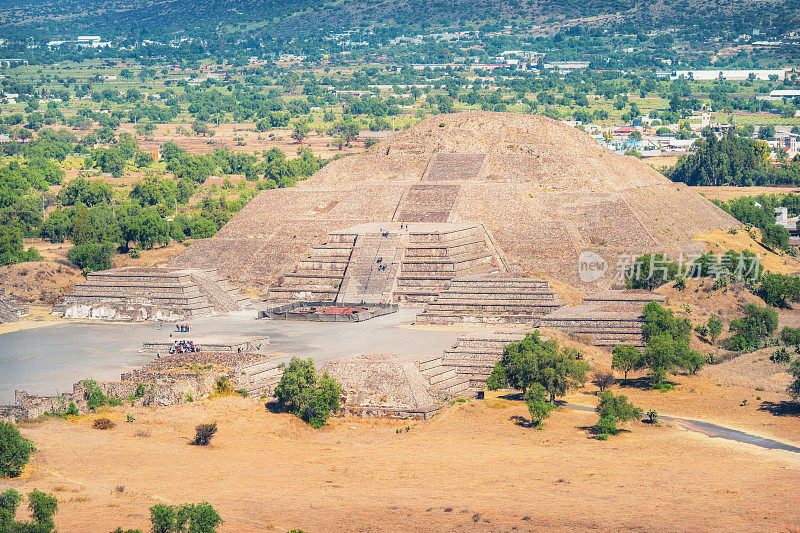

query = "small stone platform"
(419, 330), (529, 397)
(321, 355), (442, 419)
(260, 301), (397, 322)
(142, 336), (269, 354)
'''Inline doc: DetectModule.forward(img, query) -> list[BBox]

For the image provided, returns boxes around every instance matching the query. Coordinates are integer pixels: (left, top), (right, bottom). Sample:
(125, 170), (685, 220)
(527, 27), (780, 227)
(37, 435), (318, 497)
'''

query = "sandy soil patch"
(2, 392), (798, 532)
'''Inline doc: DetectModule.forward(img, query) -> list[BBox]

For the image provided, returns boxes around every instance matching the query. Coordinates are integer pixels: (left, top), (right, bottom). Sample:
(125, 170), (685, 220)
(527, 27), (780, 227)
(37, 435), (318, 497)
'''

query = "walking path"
(563, 403), (800, 454)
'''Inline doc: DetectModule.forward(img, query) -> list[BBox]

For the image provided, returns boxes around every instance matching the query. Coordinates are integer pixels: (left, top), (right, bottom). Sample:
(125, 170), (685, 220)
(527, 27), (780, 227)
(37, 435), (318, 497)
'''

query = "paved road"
(563, 403), (800, 454)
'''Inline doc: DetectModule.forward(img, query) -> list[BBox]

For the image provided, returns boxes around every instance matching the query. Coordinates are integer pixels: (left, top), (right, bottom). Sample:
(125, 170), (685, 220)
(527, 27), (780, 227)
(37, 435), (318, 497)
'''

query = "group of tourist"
(375, 257), (387, 271)
(176, 323), (191, 332)
(169, 339), (200, 354)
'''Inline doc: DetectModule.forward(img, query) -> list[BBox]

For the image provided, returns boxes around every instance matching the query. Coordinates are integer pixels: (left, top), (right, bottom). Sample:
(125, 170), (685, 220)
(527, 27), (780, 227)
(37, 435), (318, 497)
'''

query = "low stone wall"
(338, 404), (439, 420)
(0, 351), (275, 422)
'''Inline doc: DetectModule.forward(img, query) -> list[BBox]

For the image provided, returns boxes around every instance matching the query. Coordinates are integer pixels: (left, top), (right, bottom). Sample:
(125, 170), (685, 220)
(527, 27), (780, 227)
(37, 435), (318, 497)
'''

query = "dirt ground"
(112, 242), (187, 269)
(3, 382), (799, 533)
(0, 260), (83, 305)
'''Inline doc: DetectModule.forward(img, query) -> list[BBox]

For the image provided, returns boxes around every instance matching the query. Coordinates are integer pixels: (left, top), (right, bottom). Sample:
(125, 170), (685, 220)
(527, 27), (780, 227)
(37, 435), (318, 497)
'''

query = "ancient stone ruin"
(321, 355), (442, 419)
(0, 289), (29, 323)
(173, 112), (737, 293)
(60, 267), (249, 321)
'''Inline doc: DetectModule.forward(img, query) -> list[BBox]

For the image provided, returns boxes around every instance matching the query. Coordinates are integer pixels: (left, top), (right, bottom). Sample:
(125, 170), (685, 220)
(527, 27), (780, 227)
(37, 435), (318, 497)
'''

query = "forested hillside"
(2, 0), (798, 43)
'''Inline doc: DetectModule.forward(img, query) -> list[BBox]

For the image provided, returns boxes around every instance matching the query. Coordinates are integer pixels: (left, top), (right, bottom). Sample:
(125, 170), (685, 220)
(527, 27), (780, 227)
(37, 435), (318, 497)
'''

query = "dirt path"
(563, 403), (800, 453)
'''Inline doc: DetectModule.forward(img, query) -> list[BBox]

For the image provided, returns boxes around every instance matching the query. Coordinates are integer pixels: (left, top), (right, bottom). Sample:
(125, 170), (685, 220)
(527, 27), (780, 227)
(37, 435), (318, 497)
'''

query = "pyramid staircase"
(267, 223), (496, 304)
(394, 224), (495, 302)
(267, 232), (357, 302)
(337, 232), (406, 304)
(416, 276), (562, 324)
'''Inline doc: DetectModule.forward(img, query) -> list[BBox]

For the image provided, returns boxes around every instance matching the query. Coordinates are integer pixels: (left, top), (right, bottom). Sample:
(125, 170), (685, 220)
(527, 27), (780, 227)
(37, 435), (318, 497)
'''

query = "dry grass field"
(138, 123), (370, 158)
(692, 185), (800, 202)
(3, 384), (799, 532)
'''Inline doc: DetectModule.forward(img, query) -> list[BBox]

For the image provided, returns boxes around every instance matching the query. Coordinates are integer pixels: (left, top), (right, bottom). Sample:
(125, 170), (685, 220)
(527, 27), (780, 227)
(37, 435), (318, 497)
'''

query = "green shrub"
(149, 502), (222, 533)
(757, 273), (800, 308)
(0, 489), (22, 530)
(0, 422), (35, 478)
(647, 409), (658, 424)
(788, 358), (800, 399)
(214, 375), (233, 395)
(83, 379), (121, 410)
(624, 253), (679, 290)
(65, 402), (79, 416)
(708, 315), (723, 344)
(192, 423), (217, 446)
(27, 489), (58, 531)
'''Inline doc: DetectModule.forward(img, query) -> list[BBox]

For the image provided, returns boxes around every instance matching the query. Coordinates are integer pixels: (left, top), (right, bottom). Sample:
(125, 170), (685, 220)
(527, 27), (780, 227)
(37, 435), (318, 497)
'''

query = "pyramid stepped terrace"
(61, 267), (249, 321)
(415, 276), (562, 324)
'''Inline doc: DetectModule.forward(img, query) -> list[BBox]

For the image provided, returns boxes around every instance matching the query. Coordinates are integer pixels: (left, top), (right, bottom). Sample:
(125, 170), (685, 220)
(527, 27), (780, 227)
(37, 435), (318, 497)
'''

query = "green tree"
(27, 489), (58, 531)
(190, 217), (217, 239)
(301, 373), (342, 429)
(525, 383), (555, 427)
(708, 315), (723, 344)
(150, 504), (176, 533)
(761, 224), (790, 251)
(788, 357), (800, 399)
(291, 121), (309, 143)
(0, 489), (22, 530)
(0, 422), (35, 478)
(274, 358), (341, 428)
(487, 331), (589, 402)
(728, 303), (779, 352)
(611, 345), (643, 380)
(67, 241), (115, 272)
(594, 390), (642, 437)
(175, 502), (223, 533)
(641, 302), (702, 384)
(758, 273), (800, 308)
